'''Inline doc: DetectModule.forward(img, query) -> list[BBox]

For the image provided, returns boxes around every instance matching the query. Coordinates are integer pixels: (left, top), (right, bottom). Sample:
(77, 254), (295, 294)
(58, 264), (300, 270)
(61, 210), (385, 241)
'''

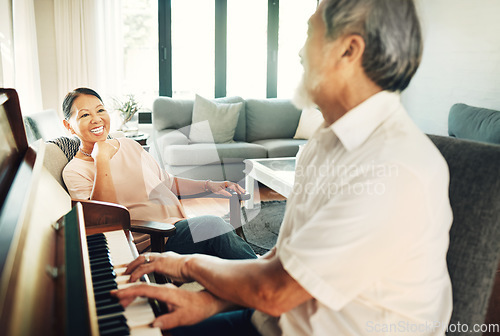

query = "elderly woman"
(62, 87), (256, 259)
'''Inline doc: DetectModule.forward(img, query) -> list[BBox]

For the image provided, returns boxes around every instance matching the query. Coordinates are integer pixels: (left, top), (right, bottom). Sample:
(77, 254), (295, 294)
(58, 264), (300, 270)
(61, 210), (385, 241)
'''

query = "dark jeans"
(170, 309), (261, 336)
(164, 217), (258, 335)
(164, 215), (257, 260)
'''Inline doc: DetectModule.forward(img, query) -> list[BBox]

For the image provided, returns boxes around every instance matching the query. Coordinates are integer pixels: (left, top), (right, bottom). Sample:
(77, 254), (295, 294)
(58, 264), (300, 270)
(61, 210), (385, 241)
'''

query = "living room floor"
(180, 184), (286, 218)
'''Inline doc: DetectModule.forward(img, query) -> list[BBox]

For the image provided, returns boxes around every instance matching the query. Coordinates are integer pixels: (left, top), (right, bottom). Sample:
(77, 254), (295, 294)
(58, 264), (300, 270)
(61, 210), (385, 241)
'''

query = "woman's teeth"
(90, 126), (104, 134)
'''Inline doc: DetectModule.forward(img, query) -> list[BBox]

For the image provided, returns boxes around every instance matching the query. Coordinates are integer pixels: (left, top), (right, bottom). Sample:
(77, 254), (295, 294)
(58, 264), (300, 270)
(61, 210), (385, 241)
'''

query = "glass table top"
(254, 158), (296, 172)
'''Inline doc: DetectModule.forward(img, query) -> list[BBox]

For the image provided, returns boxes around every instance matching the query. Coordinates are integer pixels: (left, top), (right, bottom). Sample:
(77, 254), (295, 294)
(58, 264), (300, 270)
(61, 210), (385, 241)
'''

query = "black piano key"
(92, 271), (116, 282)
(89, 254), (111, 263)
(95, 295), (120, 307)
(98, 314), (127, 326)
(91, 264), (114, 273)
(91, 267), (115, 278)
(100, 325), (130, 336)
(90, 256), (112, 265)
(94, 289), (117, 301)
(93, 281), (118, 293)
(88, 242), (107, 249)
(87, 233), (106, 241)
(90, 259), (114, 269)
(99, 322), (129, 334)
(87, 236), (108, 244)
(98, 315), (129, 334)
(87, 241), (108, 249)
(87, 233), (131, 336)
(89, 247), (110, 258)
(92, 275), (116, 284)
(87, 241), (108, 250)
(96, 302), (125, 316)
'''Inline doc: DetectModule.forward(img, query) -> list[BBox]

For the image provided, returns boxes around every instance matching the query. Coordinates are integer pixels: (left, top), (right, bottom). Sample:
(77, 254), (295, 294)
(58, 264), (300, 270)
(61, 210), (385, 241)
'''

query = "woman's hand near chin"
(91, 140), (118, 161)
(90, 140), (118, 203)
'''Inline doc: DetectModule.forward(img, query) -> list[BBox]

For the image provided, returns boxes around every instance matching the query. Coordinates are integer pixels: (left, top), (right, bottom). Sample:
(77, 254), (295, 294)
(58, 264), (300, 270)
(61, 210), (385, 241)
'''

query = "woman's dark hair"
(62, 87), (103, 120)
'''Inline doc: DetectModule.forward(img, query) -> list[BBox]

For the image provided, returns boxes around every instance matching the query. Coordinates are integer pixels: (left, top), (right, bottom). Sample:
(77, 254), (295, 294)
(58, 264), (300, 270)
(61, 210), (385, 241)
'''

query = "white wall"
(402, 0), (500, 136)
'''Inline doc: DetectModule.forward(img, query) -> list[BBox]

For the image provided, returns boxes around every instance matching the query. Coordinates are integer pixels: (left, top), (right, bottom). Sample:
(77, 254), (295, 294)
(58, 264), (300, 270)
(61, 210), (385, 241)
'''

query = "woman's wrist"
(204, 179), (212, 192)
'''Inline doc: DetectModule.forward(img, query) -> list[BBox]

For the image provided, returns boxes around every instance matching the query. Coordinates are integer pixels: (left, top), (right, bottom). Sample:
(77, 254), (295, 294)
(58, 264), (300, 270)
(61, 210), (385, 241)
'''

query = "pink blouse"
(63, 137), (187, 225)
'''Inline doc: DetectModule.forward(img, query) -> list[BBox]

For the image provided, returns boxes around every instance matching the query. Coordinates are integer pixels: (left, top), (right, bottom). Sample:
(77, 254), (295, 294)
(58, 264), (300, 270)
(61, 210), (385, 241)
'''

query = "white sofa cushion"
(164, 142), (266, 166)
(293, 107), (324, 139)
(189, 94), (243, 144)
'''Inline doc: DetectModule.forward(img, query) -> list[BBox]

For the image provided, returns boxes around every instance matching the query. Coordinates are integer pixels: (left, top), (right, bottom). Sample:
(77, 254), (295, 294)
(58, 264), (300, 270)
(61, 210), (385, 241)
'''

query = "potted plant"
(115, 94), (141, 134)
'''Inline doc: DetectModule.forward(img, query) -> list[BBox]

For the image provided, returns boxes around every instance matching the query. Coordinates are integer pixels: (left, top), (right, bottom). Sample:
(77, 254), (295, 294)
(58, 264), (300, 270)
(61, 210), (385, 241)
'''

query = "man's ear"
(63, 119), (75, 134)
(340, 34), (365, 64)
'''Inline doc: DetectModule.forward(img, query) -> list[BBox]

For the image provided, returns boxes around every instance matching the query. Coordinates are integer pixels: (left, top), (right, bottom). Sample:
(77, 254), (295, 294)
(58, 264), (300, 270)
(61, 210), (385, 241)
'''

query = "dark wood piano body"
(0, 89), (148, 335)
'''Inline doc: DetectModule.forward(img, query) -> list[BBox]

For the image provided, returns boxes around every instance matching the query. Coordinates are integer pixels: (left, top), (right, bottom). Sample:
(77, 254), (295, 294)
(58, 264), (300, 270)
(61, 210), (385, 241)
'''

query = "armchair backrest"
(23, 109), (67, 143)
(43, 142), (70, 188)
(428, 135), (500, 335)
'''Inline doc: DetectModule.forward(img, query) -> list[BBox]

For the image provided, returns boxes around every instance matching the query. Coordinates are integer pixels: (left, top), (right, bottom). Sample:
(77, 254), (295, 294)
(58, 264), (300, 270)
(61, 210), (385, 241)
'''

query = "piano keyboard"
(87, 230), (162, 336)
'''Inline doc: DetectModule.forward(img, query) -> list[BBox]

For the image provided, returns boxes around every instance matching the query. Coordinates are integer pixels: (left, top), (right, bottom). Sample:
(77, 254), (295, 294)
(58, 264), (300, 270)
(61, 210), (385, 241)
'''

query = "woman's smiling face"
(64, 94), (110, 144)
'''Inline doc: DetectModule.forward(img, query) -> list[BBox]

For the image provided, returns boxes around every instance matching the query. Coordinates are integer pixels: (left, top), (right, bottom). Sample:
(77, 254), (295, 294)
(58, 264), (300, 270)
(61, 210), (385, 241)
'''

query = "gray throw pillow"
(189, 94), (243, 144)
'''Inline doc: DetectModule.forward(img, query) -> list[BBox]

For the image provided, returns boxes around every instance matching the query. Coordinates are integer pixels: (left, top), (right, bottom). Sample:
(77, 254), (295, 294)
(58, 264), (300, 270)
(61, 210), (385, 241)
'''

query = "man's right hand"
(125, 252), (194, 284)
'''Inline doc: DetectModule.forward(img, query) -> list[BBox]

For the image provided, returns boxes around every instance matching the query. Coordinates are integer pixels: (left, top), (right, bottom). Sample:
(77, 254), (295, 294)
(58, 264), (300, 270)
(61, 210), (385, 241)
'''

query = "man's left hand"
(111, 283), (223, 330)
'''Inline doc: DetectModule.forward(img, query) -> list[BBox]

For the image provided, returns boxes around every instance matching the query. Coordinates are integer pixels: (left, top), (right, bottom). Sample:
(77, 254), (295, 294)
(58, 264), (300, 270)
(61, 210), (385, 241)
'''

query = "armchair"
(428, 135), (500, 335)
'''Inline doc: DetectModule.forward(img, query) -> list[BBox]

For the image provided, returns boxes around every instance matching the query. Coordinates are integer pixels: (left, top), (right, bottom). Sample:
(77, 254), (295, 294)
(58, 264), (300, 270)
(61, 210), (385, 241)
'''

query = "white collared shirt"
(274, 91), (453, 336)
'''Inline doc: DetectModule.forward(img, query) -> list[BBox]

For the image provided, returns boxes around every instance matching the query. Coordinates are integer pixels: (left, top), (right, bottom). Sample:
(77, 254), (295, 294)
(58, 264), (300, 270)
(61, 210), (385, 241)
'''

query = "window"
(226, 0), (267, 98)
(171, 0), (215, 99)
(121, 0), (158, 109)
(159, 0), (318, 99)
(277, 0), (317, 98)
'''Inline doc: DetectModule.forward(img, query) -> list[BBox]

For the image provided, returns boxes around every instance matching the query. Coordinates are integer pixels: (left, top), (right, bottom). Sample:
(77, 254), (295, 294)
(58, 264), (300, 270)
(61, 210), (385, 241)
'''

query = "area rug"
(224, 200), (287, 255)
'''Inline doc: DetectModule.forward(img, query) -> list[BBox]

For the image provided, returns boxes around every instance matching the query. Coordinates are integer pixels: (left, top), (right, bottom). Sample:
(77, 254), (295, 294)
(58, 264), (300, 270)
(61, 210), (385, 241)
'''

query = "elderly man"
(113, 0), (453, 335)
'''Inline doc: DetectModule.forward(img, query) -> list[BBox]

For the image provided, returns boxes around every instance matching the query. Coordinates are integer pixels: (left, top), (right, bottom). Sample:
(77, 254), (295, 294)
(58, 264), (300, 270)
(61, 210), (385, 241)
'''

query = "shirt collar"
(327, 91), (402, 152)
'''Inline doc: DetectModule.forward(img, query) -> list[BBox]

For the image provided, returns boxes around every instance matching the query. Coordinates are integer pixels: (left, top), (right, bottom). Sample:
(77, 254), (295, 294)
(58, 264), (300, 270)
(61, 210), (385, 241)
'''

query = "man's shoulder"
(374, 112), (448, 181)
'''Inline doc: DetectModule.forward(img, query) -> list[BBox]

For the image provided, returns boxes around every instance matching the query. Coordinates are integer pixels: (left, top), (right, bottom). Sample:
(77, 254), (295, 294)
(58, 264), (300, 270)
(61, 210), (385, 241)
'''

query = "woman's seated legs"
(165, 215), (257, 259)
(170, 309), (260, 336)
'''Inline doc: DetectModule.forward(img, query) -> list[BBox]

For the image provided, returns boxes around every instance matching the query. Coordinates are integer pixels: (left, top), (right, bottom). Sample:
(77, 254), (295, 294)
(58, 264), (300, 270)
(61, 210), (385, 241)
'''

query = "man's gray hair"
(322, 0), (422, 92)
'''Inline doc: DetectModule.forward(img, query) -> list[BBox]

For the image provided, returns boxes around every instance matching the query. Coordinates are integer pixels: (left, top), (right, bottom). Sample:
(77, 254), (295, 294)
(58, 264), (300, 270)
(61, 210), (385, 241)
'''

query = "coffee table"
(244, 157), (296, 209)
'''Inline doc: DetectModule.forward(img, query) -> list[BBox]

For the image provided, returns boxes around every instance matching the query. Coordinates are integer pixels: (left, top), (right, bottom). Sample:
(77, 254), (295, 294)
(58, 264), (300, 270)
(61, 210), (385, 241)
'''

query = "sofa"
(444, 103), (500, 335)
(151, 95), (315, 182)
(448, 103), (500, 144)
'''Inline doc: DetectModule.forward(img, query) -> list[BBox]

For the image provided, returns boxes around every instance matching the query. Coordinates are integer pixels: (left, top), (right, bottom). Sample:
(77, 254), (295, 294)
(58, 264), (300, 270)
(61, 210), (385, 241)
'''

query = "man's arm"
(125, 251), (312, 317)
(187, 253), (312, 316)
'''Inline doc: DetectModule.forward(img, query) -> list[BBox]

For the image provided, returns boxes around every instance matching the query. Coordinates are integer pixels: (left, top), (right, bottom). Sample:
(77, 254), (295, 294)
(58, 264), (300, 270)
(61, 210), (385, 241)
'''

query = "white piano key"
(115, 274), (131, 286)
(101, 230), (162, 336)
(104, 230), (135, 266)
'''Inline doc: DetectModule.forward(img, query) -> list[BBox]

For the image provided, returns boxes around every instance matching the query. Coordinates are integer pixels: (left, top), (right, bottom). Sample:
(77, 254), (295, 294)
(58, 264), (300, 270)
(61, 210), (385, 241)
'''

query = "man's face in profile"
(293, 9), (322, 110)
(293, 1), (339, 111)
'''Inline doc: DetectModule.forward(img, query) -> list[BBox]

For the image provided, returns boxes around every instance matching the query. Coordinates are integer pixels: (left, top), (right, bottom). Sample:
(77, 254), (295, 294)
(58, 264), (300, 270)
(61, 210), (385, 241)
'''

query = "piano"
(0, 89), (163, 335)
